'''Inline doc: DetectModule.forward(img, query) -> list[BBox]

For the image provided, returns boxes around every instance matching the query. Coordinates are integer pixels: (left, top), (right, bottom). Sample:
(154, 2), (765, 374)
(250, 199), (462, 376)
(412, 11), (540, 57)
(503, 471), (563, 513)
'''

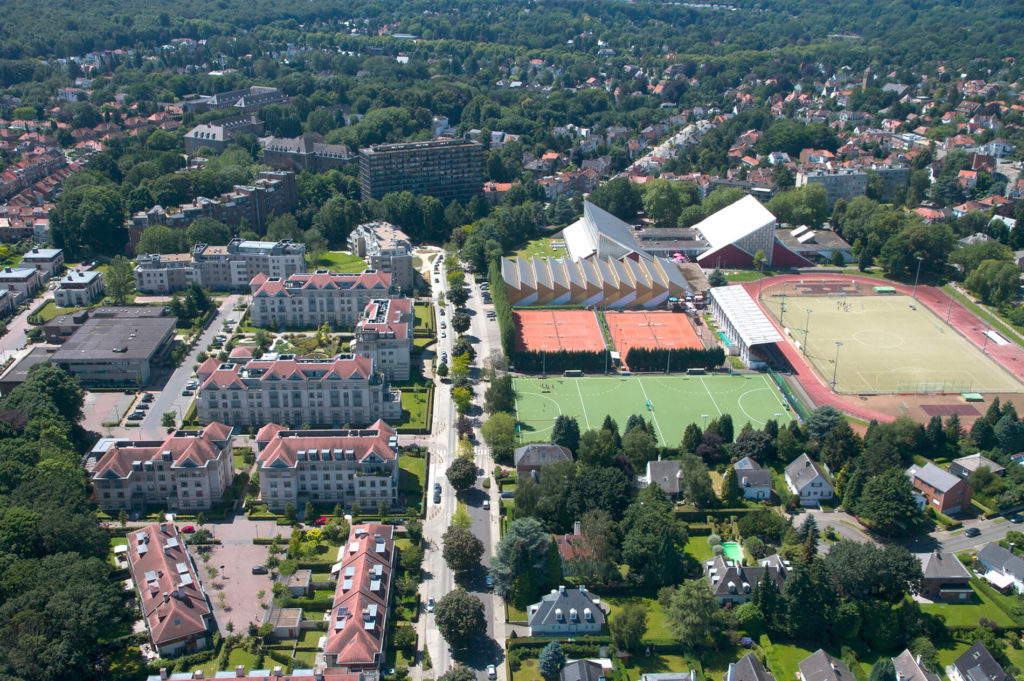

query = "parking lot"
(81, 391), (137, 433)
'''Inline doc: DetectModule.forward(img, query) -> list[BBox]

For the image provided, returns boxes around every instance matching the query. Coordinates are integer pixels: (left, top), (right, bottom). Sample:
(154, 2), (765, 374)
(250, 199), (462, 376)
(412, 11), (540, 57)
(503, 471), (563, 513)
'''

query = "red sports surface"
(604, 311), (703, 360)
(513, 310), (606, 353)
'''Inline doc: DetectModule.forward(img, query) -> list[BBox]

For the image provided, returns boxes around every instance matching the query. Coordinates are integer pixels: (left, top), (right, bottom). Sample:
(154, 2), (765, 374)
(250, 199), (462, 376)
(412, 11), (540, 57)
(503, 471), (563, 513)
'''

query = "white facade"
(55, 269), (104, 307)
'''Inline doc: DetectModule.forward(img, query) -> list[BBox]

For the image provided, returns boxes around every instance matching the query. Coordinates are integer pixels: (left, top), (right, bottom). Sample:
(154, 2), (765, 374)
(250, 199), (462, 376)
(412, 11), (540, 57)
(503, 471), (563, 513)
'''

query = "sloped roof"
(977, 542), (1024, 582)
(892, 650), (940, 681)
(799, 650), (853, 681)
(563, 200), (642, 260)
(785, 454), (831, 492)
(256, 421), (397, 469)
(708, 285), (783, 347)
(528, 586), (605, 629)
(514, 443), (572, 469)
(919, 551), (971, 581)
(953, 642), (1015, 681)
(729, 653), (777, 681)
(692, 194), (776, 250)
(906, 462), (962, 494)
(92, 423), (231, 479)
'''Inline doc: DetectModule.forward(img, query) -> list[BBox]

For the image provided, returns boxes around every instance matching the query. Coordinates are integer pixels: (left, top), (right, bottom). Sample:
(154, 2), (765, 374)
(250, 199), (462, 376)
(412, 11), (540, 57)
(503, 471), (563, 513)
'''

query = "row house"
(248, 270), (397, 329)
(0, 151), (67, 201)
(350, 298), (413, 381)
(196, 354), (402, 429)
(255, 421), (399, 511)
(90, 423), (234, 513)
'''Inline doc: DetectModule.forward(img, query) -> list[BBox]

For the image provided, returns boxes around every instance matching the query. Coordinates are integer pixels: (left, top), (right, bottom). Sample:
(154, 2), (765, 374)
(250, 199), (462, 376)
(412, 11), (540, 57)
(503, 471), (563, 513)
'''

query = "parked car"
(439, 307), (445, 315)
(251, 565), (268, 575)
(137, 403), (149, 410)
(488, 665), (497, 679)
(180, 525), (195, 533)
(441, 331), (446, 339)
(483, 499), (490, 510)
(440, 321), (446, 329)
(485, 574), (493, 589)
(965, 527), (981, 537)
(127, 412), (144, 420)
(182, 389), (194, 396)
(314, 516), (328, 526)
(141, 393), (154, 403)
(427, 597), (435, 612)
(1011, 515), (1023, 524)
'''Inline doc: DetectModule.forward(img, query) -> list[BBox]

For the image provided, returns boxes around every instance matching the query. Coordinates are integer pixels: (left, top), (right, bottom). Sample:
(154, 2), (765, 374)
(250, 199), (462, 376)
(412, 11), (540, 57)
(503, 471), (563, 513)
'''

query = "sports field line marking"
(699, 376), (723, 417)
(760, 374), (792, 417)
(574, 379), (592, 431)
(636, 377), (666, 444)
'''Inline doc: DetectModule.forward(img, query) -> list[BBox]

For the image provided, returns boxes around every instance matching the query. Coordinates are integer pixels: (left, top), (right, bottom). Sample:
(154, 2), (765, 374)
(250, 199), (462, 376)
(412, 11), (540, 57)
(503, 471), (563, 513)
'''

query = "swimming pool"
(722, 541), (744, 562)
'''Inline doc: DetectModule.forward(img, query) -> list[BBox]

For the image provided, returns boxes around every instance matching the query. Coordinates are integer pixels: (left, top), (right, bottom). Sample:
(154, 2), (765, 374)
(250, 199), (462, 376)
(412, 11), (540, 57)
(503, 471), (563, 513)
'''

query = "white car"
(427, 597), (435, 612)
(487, 665), (497, 679)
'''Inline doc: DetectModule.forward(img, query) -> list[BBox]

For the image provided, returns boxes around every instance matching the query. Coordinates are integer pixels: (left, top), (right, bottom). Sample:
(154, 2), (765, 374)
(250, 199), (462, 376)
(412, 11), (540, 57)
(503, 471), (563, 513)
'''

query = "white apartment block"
(196, 354), (402, 429)
(20, 247), (64, 280)
(89, 423), (234, 513)
(55, 268), (104, 307)
(134, 238), (306, 293)
(347, 221), (414, 292)
(255, 420), (400, 511)
(350, 298), (413, 381)
(248, 269), (396, 329)
(0, 266), (43, 303)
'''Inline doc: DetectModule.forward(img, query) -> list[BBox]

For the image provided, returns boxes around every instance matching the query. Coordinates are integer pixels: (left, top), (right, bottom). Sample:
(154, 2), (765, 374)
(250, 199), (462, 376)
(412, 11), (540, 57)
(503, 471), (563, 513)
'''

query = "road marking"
(699, 376), (723, 416)
(636, 377), (666, 444)
(575, 379), (592, 430)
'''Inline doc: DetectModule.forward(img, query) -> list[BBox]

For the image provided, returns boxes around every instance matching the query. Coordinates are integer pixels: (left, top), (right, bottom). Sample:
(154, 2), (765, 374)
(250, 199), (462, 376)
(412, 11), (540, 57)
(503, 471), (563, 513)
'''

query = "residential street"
(0, 289), (52, 366)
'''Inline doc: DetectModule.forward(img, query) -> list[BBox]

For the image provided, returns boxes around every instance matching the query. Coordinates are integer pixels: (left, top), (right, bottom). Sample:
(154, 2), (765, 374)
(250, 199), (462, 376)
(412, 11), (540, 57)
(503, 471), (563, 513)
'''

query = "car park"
(142, 393), (154, 403)
(137, 403), (149, 410)
(127, 412), (144, 420)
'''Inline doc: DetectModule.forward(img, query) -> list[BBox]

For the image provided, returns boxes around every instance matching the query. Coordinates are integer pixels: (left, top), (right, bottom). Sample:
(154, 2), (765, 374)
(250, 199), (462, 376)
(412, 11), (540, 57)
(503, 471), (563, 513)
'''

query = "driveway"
(194, 513), (276, 634)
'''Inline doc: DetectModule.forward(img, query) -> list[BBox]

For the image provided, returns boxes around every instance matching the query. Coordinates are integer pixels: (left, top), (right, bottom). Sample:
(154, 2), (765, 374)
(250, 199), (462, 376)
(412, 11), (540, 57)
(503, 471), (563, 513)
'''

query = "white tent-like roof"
(693, 194), (776, 249)
(563, 200), (642, 261)
(709, 285), (783, 347)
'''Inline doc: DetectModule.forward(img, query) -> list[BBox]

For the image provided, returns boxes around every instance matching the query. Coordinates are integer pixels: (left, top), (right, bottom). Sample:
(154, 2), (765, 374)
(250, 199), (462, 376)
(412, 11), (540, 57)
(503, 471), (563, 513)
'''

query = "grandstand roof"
(693, 194), (776, 249)
(709, 285), (783, 347)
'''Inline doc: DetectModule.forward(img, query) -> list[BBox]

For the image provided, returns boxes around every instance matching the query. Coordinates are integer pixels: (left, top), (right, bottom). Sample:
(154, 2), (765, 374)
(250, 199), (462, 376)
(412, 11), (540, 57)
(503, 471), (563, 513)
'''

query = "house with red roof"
(196, 354), (401, 428)
(255, 420), (399, 511)
(90, 423), (234, 512)
(249, 270), (397, 329)
(324, 523), (396, 670)
(126, 523), (214, 656)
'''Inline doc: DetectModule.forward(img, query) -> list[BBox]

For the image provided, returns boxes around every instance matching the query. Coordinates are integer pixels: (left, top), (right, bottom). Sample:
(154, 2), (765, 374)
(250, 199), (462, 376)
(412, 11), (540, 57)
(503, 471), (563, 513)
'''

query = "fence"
(768, 370), (810, 422)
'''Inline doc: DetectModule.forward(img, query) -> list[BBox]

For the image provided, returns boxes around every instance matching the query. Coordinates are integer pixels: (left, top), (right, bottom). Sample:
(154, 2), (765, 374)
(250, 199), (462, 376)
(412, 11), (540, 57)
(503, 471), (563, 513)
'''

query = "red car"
(314, 517), (328, 526)
(180, 525), (196, 533)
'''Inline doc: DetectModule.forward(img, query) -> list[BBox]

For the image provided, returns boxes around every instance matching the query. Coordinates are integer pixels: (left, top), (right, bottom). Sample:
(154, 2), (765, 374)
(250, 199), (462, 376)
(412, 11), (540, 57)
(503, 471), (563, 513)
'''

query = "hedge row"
(489, 260), (515, 357)
(512, 349), (607, 374)
(624, 346), (726, 372)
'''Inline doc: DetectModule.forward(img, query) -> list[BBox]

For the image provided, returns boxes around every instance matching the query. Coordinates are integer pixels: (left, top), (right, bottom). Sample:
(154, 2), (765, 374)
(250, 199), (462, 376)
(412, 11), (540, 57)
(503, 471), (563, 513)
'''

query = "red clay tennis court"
(513, 310), (606, 353)
(605, 311), (703, 358)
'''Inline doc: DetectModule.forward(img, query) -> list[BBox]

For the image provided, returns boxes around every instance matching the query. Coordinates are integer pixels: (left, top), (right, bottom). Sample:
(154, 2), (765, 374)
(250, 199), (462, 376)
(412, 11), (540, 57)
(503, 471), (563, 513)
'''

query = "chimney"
(160, 669), (169, 681)
(273, 668), (283, 678)
(162, 592), (169, 603)
(194, 671), (204, 679)
(916, 655), (922, 666)
(573, 521), (581, 537)
(236, 666), (246, 677)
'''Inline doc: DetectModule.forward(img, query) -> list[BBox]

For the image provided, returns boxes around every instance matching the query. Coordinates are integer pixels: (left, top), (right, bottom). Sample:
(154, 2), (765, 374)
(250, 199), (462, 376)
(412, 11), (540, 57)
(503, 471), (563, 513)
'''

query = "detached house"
(785, 454), (833, 506)
(906, 462), (972, 515)
(947, 642), (1016, 681)
(728, 653), (778, 681)
(949, 454), (1005, 481)
(798, 650), (854, 681)
(638, 458), (682, 500)
(527, 585), (605, 636)
(514, 443), (572, 478)
(918, 551), (973, 602)
(977, 542), (1024, 593)
(892, 649), (941, 681)
(734, 457), (772, 500)
(703, 553), (788, 605)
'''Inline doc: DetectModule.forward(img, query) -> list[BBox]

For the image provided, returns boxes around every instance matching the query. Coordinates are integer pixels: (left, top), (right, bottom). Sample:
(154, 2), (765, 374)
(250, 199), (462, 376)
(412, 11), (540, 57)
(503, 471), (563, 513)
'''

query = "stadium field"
(513, 374), (795, 445)
(759, 293), (1022, 395)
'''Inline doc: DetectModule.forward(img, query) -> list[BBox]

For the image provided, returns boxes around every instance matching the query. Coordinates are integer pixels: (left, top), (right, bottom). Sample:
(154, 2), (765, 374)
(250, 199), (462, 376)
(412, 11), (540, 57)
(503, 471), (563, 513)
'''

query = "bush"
(708, 533), (722, 546)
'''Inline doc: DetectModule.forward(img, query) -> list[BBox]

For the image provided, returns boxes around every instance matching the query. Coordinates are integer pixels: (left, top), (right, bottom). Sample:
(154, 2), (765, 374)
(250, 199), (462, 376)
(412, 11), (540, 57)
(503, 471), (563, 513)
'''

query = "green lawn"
(512, 234), (566, 260)
(513, 659), (544, 681)
(725, 270), (770, 282)
(763, 638), (820, 681)
(917, 585), (1016, 628)
(399, 454), (426, 507)
(604, 596), (671, 640)
(399, 389), (431, 430)
(935, 641), (972, 672)
(35, 300), (87, 321)
(310, 251), (368, 273)
(298, 629), (323, 647)
(414, 301), (436, 335)
(616, 654), (697, 681)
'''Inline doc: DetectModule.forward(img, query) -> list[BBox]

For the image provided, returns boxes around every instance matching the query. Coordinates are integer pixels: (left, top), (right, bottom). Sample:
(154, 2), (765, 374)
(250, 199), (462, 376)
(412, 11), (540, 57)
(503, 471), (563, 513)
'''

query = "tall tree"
(664, 579), (730, 650)
(538, 640), (567, 680)
(551, 416), (581, 453)
(442, 523), (485, 574)
(446, 455), (478, 493)
(611, 603), (648, 653)
(434, 588), (485, 648)
(489, 518), (551, 603)
(104, 255), (135, 305)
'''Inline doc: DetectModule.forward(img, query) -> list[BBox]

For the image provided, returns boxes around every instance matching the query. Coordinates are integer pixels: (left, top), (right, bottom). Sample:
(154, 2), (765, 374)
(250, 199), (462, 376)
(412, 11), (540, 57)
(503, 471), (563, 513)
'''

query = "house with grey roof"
(906, 462), (972, 514)
(977, 542), (1024, 593)
(703, 554), (787, 605)
(727, 653), (777, 681)
(798, 650), (854, 681)
(527, 585), (605, 636)
(514, 444), (572, 478)
(950, 454), (1005, 481)
(733, 458), (772, 500)
(947, 642), (1016, 681)
(785, 454), (833, 506)
(893, 649), (940, 681)
(638, 459), (682, 500)
(563, 660), (610, 681)
(642, 672), (697, 681)
(918, 551), (972, 602)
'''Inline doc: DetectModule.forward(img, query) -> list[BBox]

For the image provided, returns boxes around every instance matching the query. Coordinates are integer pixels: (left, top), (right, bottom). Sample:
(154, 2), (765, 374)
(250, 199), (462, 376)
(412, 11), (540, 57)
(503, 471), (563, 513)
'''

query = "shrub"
(708, 533), (722, 546)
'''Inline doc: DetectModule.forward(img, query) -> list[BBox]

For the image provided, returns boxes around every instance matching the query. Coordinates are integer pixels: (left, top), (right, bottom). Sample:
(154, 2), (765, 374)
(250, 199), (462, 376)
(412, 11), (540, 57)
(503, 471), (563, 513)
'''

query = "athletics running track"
(739, 274), (1024, 423)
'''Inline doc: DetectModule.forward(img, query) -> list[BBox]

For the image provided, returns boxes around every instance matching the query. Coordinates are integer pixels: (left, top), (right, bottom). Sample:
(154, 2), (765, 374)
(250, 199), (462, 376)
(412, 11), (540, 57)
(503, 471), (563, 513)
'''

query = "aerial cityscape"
(2, 1), (1024, 681)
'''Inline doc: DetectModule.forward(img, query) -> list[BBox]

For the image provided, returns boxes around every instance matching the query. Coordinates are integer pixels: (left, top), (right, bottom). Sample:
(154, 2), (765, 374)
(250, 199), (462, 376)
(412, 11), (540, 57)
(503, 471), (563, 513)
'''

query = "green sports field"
(760, 294), (1022, 395)
(514, 374), (795, 446)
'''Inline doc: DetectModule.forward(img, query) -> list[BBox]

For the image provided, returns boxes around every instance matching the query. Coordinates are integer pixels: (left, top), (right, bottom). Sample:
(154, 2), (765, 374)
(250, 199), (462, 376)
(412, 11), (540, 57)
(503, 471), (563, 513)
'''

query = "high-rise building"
(358, 139), (484, 203)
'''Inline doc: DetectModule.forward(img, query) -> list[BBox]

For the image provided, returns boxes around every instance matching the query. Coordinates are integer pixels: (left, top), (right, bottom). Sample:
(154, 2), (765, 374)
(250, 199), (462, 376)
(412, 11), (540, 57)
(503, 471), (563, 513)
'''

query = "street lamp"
(702, 414), (709, 429)
(804, 308), (811, 353)
(912, 255), (924, 299)
(831, 341), (843, 391)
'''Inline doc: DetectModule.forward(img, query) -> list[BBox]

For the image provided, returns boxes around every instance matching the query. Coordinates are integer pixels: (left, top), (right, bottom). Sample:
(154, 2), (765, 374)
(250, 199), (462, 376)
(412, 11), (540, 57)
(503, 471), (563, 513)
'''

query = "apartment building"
(55, 268), (104, 307)
(19, 247), (64, 279)
(324, 523), (395, 670)
(184, 85), (288, 114)
(90, 423), (234, 513)
(347, 221), (414, 293)
(0, 289), (14, 318)
(358, 139), (484, 203)
(255, 420), (399, 511)
(135, 238), (307, 294)
(125, 523), (214, 657)
(0, 266), (43, 303)
(795, 164), (909, 210)
(350, 298), (413, 381)
(183, 115), (266, 155)
(260, 134), (356, 172)
(248, 270), (396, 329)
(196, 354), (402, 428)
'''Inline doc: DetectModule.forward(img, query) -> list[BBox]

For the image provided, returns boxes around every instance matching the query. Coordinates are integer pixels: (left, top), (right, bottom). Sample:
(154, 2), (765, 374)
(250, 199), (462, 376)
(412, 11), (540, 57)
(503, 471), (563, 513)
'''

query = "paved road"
(0, 289), (53, 366)
(136, 294), (241, 437)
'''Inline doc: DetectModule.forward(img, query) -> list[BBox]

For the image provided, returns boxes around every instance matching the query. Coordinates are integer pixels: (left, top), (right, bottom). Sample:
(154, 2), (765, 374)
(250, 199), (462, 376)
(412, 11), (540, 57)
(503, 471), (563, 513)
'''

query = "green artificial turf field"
(514, 374), (794, 445)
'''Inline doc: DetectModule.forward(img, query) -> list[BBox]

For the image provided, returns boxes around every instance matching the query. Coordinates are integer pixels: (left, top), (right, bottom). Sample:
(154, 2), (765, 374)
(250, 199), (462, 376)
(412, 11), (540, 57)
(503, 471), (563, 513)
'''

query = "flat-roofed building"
(350, 298), (413, 381)
(55, 268), (104, 307)
(358, 139), (484, 203)
(0, 266), (43, 303)
(248, 270), (396, 329)
(90, 422), (234, 512)
(347, 221), (414, 293)
(50, 313), (177, 387)
(196, 353), (402, 428)
(135, 238), (306, 294)
(255, 420), (399, 511)
(0, 288), (14, 318)
(19, 247), (64, 279)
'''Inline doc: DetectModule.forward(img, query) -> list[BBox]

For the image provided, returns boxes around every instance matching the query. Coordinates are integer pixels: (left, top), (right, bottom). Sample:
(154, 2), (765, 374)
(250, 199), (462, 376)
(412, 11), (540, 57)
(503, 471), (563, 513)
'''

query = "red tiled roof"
(256, 420), (396, 468)
(357, 298), (412, 339)
(126, 523), (211, 648)
(198, 354), (376, 390)
(250, 270), (392, 297)
(93, 422), (231, 479)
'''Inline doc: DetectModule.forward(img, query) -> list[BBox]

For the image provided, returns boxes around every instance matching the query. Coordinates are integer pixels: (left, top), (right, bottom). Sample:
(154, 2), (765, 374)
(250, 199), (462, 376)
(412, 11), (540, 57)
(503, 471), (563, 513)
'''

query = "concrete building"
(324, 523), (396, 670)
(0, 266), (43, 303)
(195, 354), (402, 428)
(796, 165), (909, 210)
(260, 134), (355, 172)
(19, 247), (64, 279)
(255, 420), (399, 511)
(347, 221), (414, 293)
(50, 313), (177, 387)
(248, 270), (396, 329)
(126, 523), (214, 657)
(0, 289), (14, 318)
(183, 115), (266, 155)
(358, 139), (484, 203)
(55, 268), (104, 307)
(135, 238), (306, 294)
(89, 423), (234, 513)
(350, 298), (413, 381)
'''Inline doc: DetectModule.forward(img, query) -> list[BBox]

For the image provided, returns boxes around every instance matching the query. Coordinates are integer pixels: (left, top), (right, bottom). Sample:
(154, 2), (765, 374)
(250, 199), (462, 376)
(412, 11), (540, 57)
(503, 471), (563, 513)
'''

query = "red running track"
(740, 274), (1024, 423)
